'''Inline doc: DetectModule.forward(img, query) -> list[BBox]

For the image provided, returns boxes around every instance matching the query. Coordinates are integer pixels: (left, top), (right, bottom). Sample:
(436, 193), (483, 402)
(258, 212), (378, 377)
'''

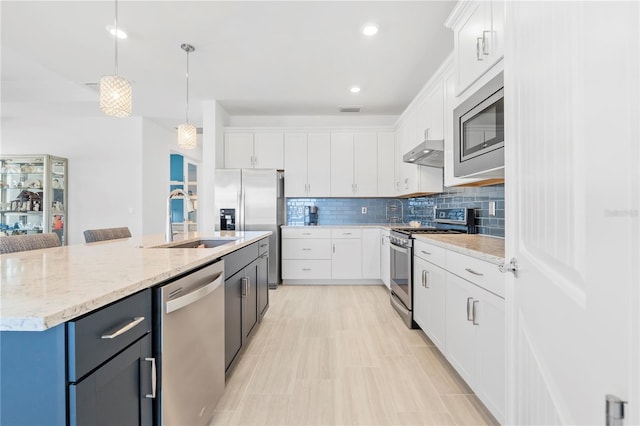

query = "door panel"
(224, 272), (243, 371)
(505, 2), (639, 424)
(307, 133), (331, 196)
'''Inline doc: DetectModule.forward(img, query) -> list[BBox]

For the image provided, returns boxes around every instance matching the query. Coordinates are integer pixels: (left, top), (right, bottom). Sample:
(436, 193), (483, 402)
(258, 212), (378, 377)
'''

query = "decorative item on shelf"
(177, 43), (197, 149)
(99, 0), (132, 118)
(52, 179), (61, 189)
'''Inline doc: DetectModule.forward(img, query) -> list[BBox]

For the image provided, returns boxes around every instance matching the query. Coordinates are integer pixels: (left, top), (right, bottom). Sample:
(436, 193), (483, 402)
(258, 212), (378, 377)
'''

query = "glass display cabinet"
(0, 155), (68, 245)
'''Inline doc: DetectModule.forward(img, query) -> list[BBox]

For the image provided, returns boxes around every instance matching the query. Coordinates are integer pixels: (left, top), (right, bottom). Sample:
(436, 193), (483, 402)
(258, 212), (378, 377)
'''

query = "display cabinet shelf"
(0, 155), (68, 245)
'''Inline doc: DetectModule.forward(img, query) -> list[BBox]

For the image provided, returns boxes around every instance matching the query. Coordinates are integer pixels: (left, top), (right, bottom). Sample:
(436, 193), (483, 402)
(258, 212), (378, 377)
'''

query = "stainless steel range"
(389, 207), (476, 328)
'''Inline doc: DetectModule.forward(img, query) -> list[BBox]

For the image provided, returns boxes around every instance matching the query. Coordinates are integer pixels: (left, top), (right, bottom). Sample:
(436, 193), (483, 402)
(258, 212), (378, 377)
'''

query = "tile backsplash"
(286, 184), (504, 237)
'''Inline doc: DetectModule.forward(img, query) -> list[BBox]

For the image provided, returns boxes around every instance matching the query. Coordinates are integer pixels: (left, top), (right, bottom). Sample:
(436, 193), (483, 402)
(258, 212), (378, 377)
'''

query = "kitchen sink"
(163, 239), (237, 249)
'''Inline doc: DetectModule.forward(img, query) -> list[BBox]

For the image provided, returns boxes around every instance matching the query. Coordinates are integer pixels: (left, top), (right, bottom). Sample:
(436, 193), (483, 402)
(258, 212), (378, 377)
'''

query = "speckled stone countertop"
(414, 234), (505, 264)
(0, 231), (270, 332)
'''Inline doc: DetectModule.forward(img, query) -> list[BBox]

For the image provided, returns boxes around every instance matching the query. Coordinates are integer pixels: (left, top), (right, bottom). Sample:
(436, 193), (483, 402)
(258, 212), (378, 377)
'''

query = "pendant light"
(177, 43), (197, 149)
(100, 0), (132, 117)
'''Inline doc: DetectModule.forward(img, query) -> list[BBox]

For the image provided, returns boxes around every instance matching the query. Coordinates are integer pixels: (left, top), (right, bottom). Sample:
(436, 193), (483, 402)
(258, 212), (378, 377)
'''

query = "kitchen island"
(0, 230), (270, 425)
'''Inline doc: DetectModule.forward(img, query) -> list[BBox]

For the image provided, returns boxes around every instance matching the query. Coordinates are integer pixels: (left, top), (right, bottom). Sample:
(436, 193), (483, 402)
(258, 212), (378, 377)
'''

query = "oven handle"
(389, 242), (410, 255)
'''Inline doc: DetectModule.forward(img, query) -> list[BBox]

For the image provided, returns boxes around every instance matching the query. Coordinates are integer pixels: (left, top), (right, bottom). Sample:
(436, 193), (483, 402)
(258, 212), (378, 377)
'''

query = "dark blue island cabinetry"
(0, 288), (153, 425)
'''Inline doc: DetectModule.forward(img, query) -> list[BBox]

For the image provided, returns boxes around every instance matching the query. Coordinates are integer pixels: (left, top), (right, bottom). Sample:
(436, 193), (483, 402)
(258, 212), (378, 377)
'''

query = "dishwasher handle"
(166, 273), (223, 314)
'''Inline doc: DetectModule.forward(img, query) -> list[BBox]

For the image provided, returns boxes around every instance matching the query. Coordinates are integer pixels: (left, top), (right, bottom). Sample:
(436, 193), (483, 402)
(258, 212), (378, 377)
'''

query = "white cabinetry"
(224, 132), (284, 169)
(445, 272), (505, 423)
(284, 132), (331, 197)
(361, 228), (380, 280)
(446, 0), (505, 96)
(412, 240), (447, 353)
(330, 132), (377, 197)
(377, 132), (396, 197)
(380, 229), (391, 288)
(281, 227), (332, 280)
(331, 228), (362, 279)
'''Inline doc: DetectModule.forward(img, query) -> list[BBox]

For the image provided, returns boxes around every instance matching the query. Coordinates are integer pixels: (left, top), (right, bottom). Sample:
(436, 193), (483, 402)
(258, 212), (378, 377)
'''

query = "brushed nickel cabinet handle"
(101, 316), (145, 339)
(467, 297), (474, 321)
(472, 300), (479, 325)
(144, 357), (156, 399)
(465, 268), (484, 277)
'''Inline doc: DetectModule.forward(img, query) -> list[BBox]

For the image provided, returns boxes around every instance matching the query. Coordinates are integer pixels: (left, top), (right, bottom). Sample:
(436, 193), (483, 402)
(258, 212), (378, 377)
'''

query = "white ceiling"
(1, 1), (455, 128)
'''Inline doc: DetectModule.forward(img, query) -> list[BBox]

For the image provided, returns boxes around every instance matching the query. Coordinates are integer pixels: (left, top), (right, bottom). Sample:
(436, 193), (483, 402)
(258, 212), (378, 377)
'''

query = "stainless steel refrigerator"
(215, 169), (284, 287)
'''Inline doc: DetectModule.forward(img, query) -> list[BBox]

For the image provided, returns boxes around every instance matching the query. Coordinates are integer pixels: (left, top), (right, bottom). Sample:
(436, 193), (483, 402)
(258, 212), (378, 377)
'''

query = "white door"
(224, 133), (254, 168)
(330, 132), (354, 197)
(284, 133), (308, 197)
(353, 132), (378, 196)
(253, 132), (284, 169)
(505, 2), (639, 424)
(307, 133), (331, 197)
(331, 239), (362, 280)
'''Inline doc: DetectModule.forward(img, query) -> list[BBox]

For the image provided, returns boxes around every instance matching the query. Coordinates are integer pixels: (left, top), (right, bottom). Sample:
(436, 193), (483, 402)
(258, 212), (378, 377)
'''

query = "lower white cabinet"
(282, 227), (332, 280)
(412, 254), (447, 352)
(380, 229), (391, 288)
(361, 228), (380, 280)
(445, 272), (505, 423)
(331, 228), (362, 279)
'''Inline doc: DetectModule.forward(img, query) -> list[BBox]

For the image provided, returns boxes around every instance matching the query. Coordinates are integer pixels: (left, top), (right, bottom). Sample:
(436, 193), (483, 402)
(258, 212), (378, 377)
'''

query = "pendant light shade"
(100, 75), (132, 117)
(178, 123), (197, 149)
(100, 0), (132, 118)
(177, 43), (197, 149)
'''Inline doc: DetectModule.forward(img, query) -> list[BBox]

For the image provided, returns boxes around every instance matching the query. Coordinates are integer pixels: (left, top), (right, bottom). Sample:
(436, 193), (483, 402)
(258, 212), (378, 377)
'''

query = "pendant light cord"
(114, 0), (119, 76)
(185, 48), (190, 123)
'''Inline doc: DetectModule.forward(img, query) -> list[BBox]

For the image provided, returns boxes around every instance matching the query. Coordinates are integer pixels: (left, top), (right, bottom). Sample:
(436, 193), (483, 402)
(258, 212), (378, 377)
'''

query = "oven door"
(389, 241), (412, 311)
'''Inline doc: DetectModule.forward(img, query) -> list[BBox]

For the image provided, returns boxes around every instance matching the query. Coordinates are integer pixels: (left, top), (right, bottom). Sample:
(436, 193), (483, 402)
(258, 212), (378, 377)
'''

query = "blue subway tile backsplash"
(286, 184), (505, 237)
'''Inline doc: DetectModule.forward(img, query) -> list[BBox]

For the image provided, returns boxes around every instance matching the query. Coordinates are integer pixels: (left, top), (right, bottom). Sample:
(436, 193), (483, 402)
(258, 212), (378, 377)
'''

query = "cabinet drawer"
(282, 227), (331, 239)
(330, 228), (362, 239)
(446, 250), (505, 298)
(282, 239), (331, 259)
(414, 239), (447, 266)
(258, 238), (269, 256)
(282, 260), (332, 279)
(67, 289), (152, 382)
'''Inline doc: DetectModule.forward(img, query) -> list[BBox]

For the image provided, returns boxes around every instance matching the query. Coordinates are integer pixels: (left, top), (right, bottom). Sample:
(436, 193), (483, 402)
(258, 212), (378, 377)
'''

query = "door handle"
(465, 268), (484, 277)
(241, 277), (248, 297)
(476, 37), (484, 61)
(144, 357), (156, 399)
(421, 250), (432, 256)
(482, 30), (492, 55)
(101, 317), (145, 339)
(425, 270), (430, 288)
(472, 300), (479, 325)
(466, 297), (474, 321)
(333, 244), (336, 254)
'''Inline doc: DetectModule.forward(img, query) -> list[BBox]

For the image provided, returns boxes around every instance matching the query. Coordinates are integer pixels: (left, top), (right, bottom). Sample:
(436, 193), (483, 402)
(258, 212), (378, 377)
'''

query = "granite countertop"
(414, 234), (505, 264)
(0, 230), (270, 332)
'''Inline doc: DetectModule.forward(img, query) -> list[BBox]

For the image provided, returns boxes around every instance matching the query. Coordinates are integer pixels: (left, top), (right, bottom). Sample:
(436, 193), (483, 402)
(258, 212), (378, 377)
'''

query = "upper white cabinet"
(224, 131), (284, 169)
(284, 132), (331, 197)
(445, 0), (505, 96)
(330, 132), (378, 197)
(377, 132), (396, 197)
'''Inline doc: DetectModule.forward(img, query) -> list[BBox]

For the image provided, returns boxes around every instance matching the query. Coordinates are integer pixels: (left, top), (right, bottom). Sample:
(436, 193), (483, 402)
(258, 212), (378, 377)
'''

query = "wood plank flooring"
(212, 285), (498, 426)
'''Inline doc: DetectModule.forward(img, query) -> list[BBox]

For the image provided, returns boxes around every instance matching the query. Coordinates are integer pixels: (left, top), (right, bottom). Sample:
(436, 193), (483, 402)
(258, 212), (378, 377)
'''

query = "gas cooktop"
(392, 227), (465, 235)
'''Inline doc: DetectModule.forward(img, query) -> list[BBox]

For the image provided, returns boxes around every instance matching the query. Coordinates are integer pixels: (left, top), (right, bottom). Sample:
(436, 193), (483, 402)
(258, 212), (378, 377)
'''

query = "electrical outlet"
(489, 201), (496, 216)
(361, 207), (367, 214)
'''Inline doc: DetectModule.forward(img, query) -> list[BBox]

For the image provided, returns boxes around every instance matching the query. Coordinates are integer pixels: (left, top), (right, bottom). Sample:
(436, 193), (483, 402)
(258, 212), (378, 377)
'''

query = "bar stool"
(0, 233), (61, 254)
(83, 227), (132, 243)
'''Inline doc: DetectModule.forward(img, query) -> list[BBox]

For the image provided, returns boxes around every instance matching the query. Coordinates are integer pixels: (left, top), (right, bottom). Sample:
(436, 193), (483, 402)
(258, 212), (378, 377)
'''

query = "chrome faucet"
(166, 188), (195, 242)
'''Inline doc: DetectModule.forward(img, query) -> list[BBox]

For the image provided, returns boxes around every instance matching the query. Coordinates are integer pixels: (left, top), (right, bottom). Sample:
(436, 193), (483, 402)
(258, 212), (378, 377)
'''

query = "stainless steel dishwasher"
(154, 260), (225, 425)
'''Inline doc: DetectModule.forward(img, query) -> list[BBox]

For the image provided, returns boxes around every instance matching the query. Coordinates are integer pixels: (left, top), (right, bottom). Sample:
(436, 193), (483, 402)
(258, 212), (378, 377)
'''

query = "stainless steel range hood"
(402, 136), (444, 168)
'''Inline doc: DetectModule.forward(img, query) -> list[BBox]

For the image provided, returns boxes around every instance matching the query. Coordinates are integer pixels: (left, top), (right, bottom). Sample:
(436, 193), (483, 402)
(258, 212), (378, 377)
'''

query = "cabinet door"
(489, 0), (505, 64)
(353, 132), (378, 196)
(424, 79), (445, 140)
(331, 239), (362, 279)
(380, 230), (391, 288)
(257, 253), (269, 319)
(377, 132), (396, 197)
(456, 1), (490, 94)
(224, 271), (243, 371)
(307, 133), (331, 197)
(330, 132), (354, 197)
(412, 256), (430, 330)
(69, 334), (153, 426)
(254, 132), (284, 169)
(444, 272), (477, 385)
(284, 133), (308, 197)
(243, 261), (258, 341)
(475, 284), (506, 421)
(361, 228), (380, 279)
(424, 260), (447, 352)
(225, 133), (254, 168)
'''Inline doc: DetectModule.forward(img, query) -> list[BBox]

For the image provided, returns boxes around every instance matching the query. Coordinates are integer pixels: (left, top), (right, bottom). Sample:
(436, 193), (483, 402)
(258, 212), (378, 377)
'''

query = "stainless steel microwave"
(453, 72), (504, 178)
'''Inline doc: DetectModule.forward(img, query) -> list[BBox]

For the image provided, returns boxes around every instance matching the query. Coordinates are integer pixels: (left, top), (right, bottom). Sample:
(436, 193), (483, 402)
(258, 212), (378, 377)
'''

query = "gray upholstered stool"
(0, 233), (61, 254)
(83, 227), (132, 243)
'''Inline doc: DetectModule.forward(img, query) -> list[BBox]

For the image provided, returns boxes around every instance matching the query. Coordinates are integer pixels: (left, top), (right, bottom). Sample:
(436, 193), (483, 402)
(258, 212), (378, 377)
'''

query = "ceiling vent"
(339, 105), (362, 113)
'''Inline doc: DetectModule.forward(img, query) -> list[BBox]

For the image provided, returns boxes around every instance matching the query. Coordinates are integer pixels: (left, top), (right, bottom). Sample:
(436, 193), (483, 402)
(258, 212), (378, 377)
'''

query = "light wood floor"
(212, 285), (498, 426)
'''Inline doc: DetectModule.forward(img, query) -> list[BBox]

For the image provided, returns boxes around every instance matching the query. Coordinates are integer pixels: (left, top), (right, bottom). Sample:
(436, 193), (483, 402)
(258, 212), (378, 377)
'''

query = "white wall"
(2, 116), (145, 244)
(142, 118), (173, 236)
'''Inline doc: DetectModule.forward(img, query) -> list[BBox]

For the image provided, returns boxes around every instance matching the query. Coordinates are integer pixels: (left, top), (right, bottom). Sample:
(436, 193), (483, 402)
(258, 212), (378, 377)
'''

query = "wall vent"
(339, 105), (362, 113)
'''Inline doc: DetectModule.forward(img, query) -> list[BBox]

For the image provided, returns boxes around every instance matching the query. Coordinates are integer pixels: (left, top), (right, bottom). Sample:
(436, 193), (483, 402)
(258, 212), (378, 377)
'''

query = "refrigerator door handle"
(239, 188), (245, 231)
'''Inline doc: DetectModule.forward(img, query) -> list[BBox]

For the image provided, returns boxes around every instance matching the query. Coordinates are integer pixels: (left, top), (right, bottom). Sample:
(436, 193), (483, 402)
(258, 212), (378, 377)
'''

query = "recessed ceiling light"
(423, 150), (431, 154)
(350, 86), (361, 93)
(362, 24), (379, 36)
(106, 25), (128, 39)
